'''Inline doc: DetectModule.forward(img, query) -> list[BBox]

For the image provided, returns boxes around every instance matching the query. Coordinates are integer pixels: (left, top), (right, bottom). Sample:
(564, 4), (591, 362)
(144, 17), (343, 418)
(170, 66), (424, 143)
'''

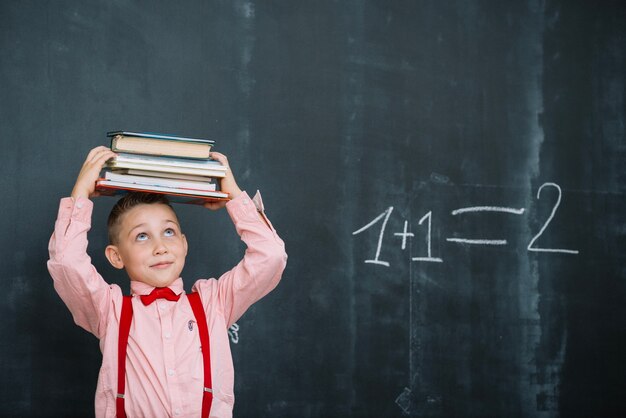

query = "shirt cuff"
(58, 196), (94, 224)
(226, 191), (254, 221)
(226, 190), (270, 224)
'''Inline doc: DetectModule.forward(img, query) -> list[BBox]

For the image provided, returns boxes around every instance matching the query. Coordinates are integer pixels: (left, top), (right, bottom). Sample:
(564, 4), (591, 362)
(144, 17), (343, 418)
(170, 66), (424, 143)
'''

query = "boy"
(47, 146), (287, 418)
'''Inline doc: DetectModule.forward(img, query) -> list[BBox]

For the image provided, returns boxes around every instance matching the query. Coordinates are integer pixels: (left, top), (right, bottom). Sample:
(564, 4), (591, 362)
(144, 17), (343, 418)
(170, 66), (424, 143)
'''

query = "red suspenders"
(187, 292), (213, 418)
(116, 293), (213, 418)
(116, 296), (133, 418)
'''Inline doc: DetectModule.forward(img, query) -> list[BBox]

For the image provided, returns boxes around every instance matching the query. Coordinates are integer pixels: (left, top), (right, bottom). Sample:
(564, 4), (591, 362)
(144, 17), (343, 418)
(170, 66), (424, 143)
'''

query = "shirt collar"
(130, 277), (184, 296)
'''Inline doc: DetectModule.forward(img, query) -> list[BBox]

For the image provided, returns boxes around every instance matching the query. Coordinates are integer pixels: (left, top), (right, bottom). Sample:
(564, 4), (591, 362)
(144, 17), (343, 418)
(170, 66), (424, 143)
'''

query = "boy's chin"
(130, 276), (180, 288)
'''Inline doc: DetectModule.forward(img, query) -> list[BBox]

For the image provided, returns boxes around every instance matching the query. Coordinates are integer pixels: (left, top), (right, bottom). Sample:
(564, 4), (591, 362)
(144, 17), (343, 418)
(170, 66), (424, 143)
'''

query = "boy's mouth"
(150, 261), (174, 269)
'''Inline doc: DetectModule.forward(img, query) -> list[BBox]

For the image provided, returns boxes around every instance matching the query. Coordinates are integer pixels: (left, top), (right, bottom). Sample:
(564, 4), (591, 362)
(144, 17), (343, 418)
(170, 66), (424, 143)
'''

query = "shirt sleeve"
(193, 191), (288, 327)
(47, 197), (117, 338)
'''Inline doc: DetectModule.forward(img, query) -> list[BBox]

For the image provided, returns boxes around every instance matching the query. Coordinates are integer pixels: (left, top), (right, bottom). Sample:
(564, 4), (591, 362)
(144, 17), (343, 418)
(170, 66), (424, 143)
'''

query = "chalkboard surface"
(1, 1), (625, 417)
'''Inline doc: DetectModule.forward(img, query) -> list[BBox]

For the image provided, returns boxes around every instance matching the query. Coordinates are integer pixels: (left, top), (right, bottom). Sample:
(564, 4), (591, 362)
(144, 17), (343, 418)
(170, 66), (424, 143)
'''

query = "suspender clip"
(116, 393), (125, 399)
(203, 387), (213, 393)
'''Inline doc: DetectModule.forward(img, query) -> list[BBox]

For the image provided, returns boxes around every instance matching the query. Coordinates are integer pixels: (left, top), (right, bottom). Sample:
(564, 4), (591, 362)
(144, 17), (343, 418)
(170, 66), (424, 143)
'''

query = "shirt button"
(168, 369), (175, 376)
(76, 202), (83, 209)
(175, 409), (181, 415)
(165, 332), (171, 339)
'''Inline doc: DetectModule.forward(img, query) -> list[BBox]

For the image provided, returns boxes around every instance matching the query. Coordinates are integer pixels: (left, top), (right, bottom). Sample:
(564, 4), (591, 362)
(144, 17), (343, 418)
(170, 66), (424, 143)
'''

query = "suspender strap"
(116, 295), (133, 418)
(116, 293), (212, 418)
(187, 292), (213, 418)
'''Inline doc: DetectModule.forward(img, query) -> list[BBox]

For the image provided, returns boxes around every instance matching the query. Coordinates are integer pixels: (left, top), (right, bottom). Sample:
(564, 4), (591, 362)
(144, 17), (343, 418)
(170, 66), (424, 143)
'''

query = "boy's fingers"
(203, 201), (227, 210)
(85, 147), (101, 160)
(210, 152), (229, 164)
(96, 150), (116, 161)
(93, 148), (114, 159)
(90, 150), (116, 166)
(86, 146), (110, 161)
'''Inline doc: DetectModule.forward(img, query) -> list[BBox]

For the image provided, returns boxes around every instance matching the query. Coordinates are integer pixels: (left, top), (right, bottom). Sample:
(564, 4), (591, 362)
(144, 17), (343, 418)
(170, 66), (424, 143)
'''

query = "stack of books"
(95, 131), (230, 204)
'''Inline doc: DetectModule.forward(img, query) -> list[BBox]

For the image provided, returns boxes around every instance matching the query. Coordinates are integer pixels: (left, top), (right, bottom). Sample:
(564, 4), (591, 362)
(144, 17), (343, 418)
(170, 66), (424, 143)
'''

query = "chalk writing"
(412, 211), (443, 263)
(446, 238), (508, 245)
(447, 206), (526, 246)
(394, 220), (414, 250)
(228, 323), (239, 344)
(527, 183), (579, 254)
(352, 206), (394, 267)
(352, 182), (579, 266)
(451, 206), (526, 216)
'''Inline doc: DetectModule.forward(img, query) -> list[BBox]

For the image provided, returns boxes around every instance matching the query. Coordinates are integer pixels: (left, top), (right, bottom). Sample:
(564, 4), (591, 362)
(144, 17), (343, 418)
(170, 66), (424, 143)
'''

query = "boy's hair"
(107, 192), (175, 244)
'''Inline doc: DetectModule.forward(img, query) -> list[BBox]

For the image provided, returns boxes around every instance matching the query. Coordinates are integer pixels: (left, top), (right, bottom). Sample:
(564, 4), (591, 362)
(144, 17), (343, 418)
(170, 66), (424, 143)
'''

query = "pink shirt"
(47, 191), (287, 418)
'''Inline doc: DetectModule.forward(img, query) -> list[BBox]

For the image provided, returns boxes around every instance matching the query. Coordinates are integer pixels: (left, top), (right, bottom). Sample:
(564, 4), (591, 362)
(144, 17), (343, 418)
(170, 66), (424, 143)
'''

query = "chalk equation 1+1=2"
(351, 182), (579, 267)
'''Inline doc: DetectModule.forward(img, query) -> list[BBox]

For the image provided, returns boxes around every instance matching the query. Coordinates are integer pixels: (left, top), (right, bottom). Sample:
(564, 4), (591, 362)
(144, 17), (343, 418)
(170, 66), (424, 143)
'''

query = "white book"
(104, 171), (217, 192)
(117, 169), (217, 182)
(96, 179), (228, 198)
(106, 160), (227, 178)
(113, 153), (227, 170)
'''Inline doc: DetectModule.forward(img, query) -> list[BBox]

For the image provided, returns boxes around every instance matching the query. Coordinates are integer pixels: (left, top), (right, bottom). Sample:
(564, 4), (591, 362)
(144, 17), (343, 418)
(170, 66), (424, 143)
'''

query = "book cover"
(112, 168), (221, 184)
(106, 154), (227, 178)
(97, 179), (228, 198)
(108, 131), (215, 159)
(107, 131), (215, 144)
(112, 153), (227, 170)
(106, 162), (227, 178)
(95, 181), (230, 205)
(104, 171), (218, 192)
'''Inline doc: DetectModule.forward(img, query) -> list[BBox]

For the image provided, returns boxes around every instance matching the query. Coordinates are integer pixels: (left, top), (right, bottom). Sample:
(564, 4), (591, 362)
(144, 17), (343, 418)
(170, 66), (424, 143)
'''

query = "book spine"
(114, 153), (225, 169)
(106, 162), (226, 178)
(104, 172), (217, 191)
(107, 132), (215, 144)
(110, 135), (119, 151)
(97, 180), (228, 198)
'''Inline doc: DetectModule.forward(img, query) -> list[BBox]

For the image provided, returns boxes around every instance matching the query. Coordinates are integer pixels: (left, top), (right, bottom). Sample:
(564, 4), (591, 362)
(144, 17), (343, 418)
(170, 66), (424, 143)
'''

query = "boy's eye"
(164, 228), (175, 237)
(136, 233), (148, 241)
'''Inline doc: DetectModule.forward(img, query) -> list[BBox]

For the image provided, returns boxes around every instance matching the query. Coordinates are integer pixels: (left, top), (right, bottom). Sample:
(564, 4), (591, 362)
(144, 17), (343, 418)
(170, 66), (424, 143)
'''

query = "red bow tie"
(140, 287), (181, 306)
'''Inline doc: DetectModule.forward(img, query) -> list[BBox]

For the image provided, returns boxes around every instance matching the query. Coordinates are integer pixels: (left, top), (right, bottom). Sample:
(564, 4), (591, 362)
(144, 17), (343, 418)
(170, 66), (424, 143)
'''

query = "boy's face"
(105, 203), (188, 288)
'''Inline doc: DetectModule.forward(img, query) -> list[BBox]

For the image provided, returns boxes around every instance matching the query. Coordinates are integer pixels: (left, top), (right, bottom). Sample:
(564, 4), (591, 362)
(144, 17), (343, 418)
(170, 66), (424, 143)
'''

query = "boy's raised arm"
(193, 153), (288, 326)
(48, 146), (118, 338)
(71, 146), (117, 200)
(202, 151), (242, 210)
(204, 151), (272, 228)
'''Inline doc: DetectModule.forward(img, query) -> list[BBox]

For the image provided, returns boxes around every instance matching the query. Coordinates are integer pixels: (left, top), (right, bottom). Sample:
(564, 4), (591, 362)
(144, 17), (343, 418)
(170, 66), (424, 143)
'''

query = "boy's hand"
(71, 146), (117, 200)
(203, 152), (242, 210)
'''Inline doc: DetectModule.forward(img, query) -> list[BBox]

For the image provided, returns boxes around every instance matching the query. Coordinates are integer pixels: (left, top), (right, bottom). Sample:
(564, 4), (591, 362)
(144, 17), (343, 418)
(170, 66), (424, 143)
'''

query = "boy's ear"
(182, 234), (188, 256)
(105, 245), (125, 269)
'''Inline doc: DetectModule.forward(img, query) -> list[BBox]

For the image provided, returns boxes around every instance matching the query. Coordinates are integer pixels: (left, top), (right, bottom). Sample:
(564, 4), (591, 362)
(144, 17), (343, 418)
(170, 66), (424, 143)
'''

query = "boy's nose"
(153, 240), (168, 255)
